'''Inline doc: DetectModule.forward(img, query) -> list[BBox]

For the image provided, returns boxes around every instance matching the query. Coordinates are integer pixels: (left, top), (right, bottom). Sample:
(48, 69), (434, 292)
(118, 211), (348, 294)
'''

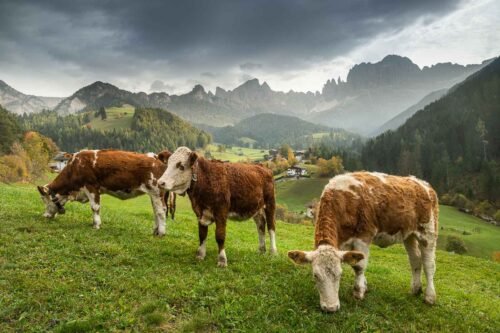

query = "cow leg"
(351, 238), (369, 300)
(169, 193), (176, 220)
(215, 220), (227, 267)
(150, 194), (166, 236)
(84, 187), (101, 229)
(196, 223), (208, 260)
(419, 238), (437, 304)
(264, 198), (277, 255)
(253, 212), (266, 253)
(403, 235), (423, 295)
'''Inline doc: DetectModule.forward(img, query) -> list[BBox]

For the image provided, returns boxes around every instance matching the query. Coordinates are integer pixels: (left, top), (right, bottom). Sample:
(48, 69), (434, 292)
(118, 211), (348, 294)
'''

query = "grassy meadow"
(202, 144), (267, 162)
(0, 183), (499, 332)
(87, 105), (135, 131)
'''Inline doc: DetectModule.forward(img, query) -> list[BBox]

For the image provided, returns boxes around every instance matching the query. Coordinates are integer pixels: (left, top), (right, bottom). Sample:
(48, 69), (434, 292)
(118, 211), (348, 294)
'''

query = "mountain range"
(0, 55), (494, 135)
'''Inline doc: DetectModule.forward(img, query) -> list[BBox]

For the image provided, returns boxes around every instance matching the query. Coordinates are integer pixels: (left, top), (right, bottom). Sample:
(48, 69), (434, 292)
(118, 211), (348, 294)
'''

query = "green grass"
(437, 205), (500, 260)
(1, 183), (499, 332)
(202, 144), (266, 162)
(276, 177), (329, 211)
(87, 104), (135, 131)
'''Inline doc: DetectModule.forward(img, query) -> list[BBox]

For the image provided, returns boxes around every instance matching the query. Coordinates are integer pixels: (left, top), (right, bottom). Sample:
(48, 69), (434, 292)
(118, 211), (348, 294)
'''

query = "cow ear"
(63, 153), (73, 160)
(157, 150), (172, 163)
(340, 251), (364, 266)
(189, 151), (198, 166)
(37, 185), (48, 196)
(288, 250), (315, 265)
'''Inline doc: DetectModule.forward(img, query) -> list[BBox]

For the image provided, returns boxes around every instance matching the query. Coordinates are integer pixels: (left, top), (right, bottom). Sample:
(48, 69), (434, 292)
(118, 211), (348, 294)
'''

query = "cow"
(157, 146), (277, 267)
(288, 172), (438, 312)
(37, 149), (176, 235)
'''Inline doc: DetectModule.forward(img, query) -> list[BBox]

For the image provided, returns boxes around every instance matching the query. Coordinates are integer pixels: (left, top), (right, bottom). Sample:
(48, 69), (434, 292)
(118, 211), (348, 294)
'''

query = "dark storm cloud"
(240, 63), (263, 71)
(0, 0), (463, 94)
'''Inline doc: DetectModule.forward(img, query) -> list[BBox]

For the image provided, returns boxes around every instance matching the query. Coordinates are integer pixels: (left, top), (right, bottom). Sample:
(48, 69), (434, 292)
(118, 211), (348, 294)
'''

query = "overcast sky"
(0, 0), (499, 97)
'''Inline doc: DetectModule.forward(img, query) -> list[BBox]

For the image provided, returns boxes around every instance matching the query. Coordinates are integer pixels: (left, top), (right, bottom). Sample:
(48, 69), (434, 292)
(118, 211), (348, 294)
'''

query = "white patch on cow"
(217, 249), (227, 267)
(150, 194), (166, 236)
(323, 174), (363, 198)
(410, 176), (431, 199)
(92, 150), (99, 167)
(83, 187), (101, 228)
(269, 230), (277, 254)
(197, 239), (207, 260)
(200, 209), (214, 226)
(371, 172), (388, 183)
(146, 152), (157, 158)
(157, 146), (194, 194)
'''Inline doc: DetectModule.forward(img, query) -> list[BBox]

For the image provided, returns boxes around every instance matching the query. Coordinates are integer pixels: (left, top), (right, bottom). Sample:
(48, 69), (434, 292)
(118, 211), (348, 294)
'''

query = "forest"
(362, 57), (500, 206)
(19, 107), (211, 153)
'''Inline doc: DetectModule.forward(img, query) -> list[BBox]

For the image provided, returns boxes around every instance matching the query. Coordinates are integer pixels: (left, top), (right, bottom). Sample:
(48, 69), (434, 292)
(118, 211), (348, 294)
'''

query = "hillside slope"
(362, 56), (500, 202)
(309, 55), (491, 135)
(0, 80), (63, 115)
(0, 184), (499, 332)
(370, 88), (448, 136)
(21, 107), (211, 152)
(210, 113), (360, 148)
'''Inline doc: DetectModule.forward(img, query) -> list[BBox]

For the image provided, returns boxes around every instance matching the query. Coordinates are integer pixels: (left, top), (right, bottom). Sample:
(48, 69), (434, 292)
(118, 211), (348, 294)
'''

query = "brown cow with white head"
(157, 146), (277, 267)
(37, 149), (176, 235)
(288, 172), (438, 312)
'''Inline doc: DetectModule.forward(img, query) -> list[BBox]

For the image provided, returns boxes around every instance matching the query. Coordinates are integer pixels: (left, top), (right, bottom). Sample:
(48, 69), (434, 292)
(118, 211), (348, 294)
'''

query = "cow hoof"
(93, 225), (100, 230)
(217, 261), (227, 268)
(196, 253), (206, 260)
(270, 248), (278, 255)
(353, 290), (365, 300)
(412, 286), (423, 295)
(424, 293), (436, 305)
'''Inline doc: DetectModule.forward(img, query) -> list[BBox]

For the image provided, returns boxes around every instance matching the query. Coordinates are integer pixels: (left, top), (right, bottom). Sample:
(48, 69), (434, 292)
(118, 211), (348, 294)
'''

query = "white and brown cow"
(288, 172), (438, 312)
(37, 149), (176, 235)
(157, 146), (277, 267)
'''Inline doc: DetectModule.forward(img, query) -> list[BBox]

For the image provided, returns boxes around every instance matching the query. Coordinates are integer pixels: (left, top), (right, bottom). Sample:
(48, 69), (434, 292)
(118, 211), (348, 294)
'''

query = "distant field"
(276, 177), (329, 211)
(87, 104), (135, 131)
(202, 144), (266, 162)
(0, 183), (498, 332)
(437, 205), (500, 260)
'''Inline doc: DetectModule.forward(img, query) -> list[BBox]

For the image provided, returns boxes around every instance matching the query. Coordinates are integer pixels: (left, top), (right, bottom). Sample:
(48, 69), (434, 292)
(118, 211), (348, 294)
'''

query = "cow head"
(156, 150), (172, 164)
(288, 245), (364, 313)
(37, 185), (68, 218)
(158, 146), (198, 194)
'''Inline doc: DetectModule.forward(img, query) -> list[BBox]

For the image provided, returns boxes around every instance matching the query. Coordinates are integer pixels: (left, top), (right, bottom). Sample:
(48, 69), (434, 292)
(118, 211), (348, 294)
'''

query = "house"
(49, 152), (70, 172)
(294, 150), (306, 162)
(286, 166), (308, 177)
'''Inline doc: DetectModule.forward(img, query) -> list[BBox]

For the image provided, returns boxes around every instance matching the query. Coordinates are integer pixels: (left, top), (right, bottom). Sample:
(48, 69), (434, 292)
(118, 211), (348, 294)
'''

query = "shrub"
(440, 193), (453, 205)
(474, 201), (496, 217)
(275, 204), (287, 221)
(494, 210), (500, 222)
(445, 236), (467, 254)
(451, 193), (474, 211)
(492, 251), (500, 263)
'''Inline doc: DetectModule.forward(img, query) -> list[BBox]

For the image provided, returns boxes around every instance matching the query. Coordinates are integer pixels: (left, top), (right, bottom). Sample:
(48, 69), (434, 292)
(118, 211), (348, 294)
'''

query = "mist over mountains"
(0, 55), (493, 135)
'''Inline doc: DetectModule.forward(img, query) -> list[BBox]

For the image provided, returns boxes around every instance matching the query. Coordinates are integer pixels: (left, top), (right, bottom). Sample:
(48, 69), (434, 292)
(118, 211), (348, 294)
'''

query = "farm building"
(286, 166), (308, 177)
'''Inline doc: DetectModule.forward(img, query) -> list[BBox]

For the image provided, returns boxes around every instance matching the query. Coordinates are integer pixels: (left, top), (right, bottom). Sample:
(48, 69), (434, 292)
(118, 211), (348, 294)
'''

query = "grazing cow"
(37, 149), (176, 235)
(157, 146), (277, 267)
(288, 172), (438, 312)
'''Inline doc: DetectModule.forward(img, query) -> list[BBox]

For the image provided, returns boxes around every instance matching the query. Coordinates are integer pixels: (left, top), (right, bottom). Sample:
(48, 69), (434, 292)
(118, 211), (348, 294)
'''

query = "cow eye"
(176, 162), (184, 171)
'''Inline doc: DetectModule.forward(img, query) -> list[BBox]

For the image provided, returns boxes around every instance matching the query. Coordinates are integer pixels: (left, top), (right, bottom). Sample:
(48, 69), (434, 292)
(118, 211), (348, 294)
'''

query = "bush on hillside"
(451, 193), (474, 211)
(494, 210), (500, 222)
(0, 131), (58, 183)
(446, 236), (467, 255)
(492, 251), (500, 263)
(474, 201), (496, 218)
